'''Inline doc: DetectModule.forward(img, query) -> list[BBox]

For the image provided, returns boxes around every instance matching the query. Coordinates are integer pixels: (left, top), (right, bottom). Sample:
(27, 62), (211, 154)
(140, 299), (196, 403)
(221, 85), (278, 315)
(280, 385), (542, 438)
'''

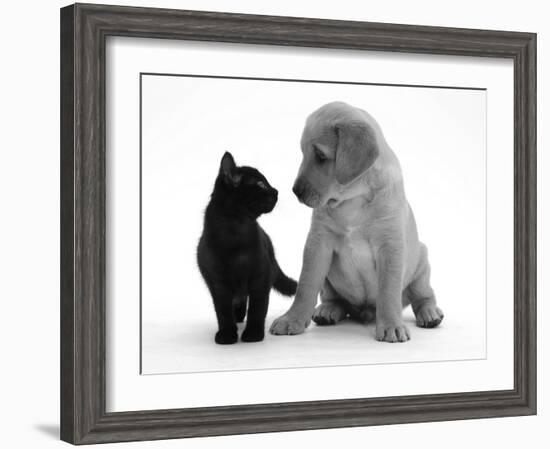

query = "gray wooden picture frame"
(60, 3), (536, 445)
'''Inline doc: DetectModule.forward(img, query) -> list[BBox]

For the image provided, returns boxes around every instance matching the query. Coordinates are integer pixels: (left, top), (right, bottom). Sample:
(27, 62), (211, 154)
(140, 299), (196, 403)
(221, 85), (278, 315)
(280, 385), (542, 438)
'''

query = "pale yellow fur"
(270, 102), (444, 342)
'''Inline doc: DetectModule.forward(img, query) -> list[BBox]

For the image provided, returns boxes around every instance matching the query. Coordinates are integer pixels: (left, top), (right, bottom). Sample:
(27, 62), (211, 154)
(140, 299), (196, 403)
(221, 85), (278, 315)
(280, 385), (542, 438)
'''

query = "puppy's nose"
(292, 182), (304, 199)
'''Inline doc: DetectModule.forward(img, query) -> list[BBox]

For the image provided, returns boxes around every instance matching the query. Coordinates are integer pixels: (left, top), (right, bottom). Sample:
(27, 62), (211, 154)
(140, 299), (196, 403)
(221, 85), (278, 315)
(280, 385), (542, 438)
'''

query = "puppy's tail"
(273, 265), (298, 297)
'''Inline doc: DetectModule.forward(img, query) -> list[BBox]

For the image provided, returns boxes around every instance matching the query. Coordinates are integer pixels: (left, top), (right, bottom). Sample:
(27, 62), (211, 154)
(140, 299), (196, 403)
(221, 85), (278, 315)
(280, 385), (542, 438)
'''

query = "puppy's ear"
(219, 152), (241, 186)
(334, 120), (379, 185)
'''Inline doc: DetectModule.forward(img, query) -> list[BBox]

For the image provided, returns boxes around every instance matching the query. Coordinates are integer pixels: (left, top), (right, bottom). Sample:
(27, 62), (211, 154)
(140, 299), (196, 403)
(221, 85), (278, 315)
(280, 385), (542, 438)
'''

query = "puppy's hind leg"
(407, 244), (444, 329)
(312, 279), (348, 326)
(348, 304), (376, 324)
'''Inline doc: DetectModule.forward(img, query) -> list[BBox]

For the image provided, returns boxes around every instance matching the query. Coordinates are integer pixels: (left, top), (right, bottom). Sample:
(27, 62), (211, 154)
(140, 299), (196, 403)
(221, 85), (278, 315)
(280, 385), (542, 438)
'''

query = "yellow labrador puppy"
(270, 101), (443, 342)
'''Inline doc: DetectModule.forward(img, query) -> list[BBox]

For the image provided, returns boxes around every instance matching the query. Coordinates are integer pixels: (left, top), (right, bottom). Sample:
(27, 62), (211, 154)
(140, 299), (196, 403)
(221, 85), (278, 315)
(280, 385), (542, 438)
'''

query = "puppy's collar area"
(325, 193), (372, 214)
(326, 176), (375, 210)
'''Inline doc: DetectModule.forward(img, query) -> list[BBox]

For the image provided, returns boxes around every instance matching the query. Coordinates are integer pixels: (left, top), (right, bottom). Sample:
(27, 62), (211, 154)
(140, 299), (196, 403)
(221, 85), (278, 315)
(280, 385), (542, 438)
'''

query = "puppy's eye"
(314, 147), (328, 163)
(257, 181), (267, 189)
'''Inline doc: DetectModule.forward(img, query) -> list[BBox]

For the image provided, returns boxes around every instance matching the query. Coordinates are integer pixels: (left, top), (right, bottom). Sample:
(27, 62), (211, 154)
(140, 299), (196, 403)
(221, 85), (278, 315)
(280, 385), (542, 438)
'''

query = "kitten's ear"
(220, 152), (236, 176)
(219, 152), (241, 186)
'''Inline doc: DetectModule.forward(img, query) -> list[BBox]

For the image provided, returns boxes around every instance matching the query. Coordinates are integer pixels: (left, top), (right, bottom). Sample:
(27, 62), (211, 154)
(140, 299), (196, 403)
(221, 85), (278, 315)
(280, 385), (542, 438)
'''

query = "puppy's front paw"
(415, 305), (444, 328)
(269, 313), (310, 335)
(375, 322), (410, 343)
(215, 330), (238, 345)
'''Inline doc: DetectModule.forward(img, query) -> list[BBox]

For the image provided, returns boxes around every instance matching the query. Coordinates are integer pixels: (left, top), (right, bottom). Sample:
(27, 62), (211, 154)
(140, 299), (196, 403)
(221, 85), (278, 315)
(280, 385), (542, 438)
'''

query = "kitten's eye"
(257, 181), (267, 189)
(314, 147), (328, 163)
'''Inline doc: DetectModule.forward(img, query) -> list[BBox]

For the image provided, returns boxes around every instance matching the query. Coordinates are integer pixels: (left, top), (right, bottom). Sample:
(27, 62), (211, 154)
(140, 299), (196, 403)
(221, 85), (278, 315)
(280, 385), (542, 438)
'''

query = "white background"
(0, 0), (547, 448)
(141, 74), (487, 374)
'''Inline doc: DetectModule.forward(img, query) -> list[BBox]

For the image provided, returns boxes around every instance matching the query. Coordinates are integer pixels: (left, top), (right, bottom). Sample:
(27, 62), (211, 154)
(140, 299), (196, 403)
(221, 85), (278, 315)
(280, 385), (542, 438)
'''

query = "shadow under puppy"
(197, 152), (297, 344)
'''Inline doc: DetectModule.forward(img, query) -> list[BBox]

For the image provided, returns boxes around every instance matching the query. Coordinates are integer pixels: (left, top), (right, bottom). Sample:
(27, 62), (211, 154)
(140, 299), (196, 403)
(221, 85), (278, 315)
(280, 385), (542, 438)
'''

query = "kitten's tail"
(273, 265), (298, 297)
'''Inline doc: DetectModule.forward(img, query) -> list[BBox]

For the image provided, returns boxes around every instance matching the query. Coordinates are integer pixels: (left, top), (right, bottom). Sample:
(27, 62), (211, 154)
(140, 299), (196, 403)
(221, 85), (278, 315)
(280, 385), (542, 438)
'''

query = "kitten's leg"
(234, 295), (247, 323)
(212, 290), (238, 344)
(242, 287), (269, 343)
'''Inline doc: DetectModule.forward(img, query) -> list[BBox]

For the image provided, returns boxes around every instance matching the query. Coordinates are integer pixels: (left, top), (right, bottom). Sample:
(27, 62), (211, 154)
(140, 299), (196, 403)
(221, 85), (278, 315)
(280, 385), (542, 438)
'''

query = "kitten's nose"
(270, 188), (278, 205)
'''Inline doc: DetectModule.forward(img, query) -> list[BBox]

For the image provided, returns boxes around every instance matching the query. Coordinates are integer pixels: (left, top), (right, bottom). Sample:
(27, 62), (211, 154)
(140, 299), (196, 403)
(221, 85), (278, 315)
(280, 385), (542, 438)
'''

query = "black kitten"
(197, 152), (297, 344)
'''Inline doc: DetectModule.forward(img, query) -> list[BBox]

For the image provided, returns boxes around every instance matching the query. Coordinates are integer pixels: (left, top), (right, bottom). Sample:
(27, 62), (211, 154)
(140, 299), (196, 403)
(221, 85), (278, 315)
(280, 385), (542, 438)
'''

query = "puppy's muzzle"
(292, 181), (306, 201)
(292, 179), (319, 207)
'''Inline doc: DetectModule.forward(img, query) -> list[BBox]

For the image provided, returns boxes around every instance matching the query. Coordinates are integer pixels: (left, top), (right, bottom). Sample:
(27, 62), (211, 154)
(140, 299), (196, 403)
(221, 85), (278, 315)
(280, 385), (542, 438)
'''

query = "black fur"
(197, 152), (297, 344)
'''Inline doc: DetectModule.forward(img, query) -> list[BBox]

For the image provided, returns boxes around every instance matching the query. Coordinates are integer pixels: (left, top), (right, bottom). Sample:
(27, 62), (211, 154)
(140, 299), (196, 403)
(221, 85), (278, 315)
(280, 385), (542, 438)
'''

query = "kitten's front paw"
(215, 330), (238, 345)
(375, 322), (410, 343)
(241, 326), (264, 342)
(269, 313), (310, 335)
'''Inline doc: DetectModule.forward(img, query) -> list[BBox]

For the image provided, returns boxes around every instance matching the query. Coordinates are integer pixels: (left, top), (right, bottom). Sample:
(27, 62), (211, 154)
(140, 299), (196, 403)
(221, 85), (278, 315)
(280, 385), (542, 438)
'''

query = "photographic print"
(140, 73), (486, 375)
(61, 4), (536, 444)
